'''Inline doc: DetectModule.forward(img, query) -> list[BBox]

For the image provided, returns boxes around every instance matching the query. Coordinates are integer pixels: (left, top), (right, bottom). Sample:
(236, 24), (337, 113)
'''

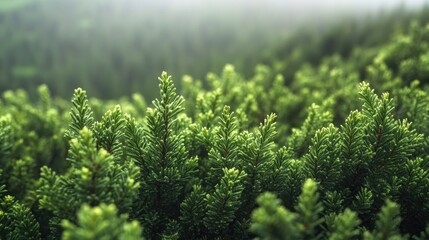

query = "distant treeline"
(0, 0), (288, 100)
(0, 1), (428, 100)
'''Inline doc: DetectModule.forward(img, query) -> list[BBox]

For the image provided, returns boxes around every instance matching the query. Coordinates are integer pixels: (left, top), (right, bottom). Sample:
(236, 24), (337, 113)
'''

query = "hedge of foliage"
(1, 20), (429, 240)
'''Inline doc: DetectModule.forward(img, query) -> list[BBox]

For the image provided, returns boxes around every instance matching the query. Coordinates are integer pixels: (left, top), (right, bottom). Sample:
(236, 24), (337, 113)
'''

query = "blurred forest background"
(0, 0), (428, 100)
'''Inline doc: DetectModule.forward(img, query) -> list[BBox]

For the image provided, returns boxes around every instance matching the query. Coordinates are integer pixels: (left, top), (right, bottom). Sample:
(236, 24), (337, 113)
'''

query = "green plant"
(1, 16), (429, 240)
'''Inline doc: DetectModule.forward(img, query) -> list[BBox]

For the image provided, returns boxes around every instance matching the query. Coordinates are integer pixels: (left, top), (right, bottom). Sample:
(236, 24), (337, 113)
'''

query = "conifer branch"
(65, 88), (94, 140)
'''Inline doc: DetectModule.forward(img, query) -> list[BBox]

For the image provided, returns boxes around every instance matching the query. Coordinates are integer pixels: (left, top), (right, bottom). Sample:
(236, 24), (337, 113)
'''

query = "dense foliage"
(1, 4), (429, 240)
